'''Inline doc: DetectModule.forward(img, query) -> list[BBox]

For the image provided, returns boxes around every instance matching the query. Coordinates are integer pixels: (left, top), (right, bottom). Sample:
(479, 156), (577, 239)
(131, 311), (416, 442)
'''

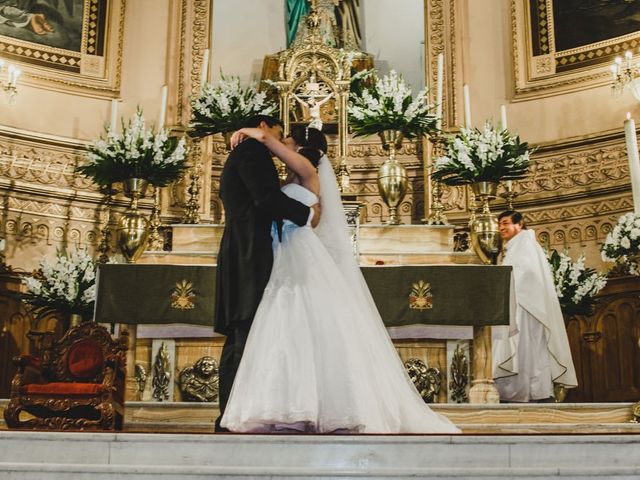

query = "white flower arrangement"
(77, 110), (188, 187)
(348, 69), (438, 138)
(431, 122), (533, 186)
(601, 212), (640, 276)
(189, 74), (278, 138)
(548, 250), (608, 316)
(22, 250), (99, 320)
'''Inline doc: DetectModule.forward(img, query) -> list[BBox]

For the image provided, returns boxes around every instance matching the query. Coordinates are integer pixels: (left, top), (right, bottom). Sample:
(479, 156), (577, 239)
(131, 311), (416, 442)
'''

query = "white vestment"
(492, 229), (578, 402)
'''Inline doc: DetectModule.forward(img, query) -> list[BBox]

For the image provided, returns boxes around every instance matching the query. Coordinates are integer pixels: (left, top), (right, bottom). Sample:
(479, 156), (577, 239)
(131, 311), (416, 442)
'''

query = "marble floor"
(1, 430), (640, 479)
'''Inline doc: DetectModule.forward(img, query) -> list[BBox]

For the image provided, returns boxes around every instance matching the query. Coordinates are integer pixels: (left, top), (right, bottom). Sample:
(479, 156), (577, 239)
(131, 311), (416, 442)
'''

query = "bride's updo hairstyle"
(289, 125), (328, 168)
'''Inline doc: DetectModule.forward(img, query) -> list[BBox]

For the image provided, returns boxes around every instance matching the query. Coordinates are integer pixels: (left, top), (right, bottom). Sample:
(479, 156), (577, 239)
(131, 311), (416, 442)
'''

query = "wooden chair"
(4, 322), (129, 430)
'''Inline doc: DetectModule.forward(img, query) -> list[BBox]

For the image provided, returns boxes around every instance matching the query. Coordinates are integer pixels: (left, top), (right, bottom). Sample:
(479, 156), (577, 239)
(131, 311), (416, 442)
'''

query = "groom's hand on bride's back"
(310, 203), (321, 228)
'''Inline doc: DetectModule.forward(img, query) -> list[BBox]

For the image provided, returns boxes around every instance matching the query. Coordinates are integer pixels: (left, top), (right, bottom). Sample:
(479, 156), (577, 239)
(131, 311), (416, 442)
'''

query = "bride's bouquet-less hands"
(548, 250), (608, 316)
(431, 123), (533, 186)
(348, 69), (438, 139)
(77, 110), (188, 187)
(189, 74), (278, 138)
(22, 250), (98, 321)
(601, 212), (640, 276)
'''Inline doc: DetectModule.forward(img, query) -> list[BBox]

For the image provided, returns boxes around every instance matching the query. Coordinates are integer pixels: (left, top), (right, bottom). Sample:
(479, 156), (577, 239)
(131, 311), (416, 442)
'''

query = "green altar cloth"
(95, 264), (512, 327)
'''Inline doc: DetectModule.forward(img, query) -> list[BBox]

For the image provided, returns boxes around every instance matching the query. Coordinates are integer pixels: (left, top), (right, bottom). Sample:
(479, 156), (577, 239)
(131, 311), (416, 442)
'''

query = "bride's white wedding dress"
(220, 156), (459, 434)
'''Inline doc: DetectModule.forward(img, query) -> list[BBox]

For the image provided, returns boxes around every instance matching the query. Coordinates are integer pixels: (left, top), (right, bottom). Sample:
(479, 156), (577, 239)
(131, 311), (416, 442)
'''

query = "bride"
(220, 125), (460, 434)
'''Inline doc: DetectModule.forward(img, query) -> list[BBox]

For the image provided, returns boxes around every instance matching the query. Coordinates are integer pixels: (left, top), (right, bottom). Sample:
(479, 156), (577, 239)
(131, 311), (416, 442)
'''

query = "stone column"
(123, 324), (139, 402)
(468, 325), (500, 403)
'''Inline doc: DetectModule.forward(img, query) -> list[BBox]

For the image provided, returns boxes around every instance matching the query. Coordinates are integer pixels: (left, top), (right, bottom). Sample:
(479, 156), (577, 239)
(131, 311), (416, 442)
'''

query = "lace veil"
(314, 155), (393, 338)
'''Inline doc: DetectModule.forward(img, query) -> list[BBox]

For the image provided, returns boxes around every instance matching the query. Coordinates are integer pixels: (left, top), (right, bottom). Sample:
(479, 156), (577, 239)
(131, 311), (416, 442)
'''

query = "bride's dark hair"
(289, 125), (328, 168)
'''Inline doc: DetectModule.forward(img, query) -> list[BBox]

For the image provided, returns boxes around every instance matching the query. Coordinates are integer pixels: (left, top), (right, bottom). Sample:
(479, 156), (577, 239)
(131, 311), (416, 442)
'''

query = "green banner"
(95, 264), (511, 327)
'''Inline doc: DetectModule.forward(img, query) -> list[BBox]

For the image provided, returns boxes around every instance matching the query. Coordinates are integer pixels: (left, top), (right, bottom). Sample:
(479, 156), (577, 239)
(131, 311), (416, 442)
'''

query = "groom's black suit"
(214, 138), (310, 431)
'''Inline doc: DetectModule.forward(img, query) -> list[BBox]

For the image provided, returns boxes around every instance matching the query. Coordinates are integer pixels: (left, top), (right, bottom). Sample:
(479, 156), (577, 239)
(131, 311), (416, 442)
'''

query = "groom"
(214, 114), (320, 432)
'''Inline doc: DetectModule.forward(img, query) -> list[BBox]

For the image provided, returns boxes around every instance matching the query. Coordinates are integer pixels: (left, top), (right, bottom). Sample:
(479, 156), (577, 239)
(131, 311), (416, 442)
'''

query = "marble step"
(4, 400), (636, 432)
(122, 401), (637, 426)
(1, 431), (640, 479)
(4, 400), (638, 435)
(121, 402), (639, 434)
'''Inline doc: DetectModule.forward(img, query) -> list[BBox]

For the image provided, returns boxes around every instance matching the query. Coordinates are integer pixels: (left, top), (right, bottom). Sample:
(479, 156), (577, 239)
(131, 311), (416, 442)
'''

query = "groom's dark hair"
(242, 115), (283, 129)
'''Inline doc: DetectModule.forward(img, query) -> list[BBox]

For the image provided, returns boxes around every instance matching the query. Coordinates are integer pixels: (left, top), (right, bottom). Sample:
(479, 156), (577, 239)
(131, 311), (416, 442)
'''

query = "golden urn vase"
(377, 130), (407, 225)
(117, 178), (150, 263)
(469, 181), (501, 265)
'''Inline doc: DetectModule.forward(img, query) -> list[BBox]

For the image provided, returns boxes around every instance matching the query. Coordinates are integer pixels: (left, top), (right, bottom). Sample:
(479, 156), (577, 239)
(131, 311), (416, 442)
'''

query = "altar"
(94, 222), (513, 407)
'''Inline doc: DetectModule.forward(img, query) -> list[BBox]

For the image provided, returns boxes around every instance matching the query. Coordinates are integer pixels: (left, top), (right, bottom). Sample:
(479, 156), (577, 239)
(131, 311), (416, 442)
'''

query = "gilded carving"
(449, 343), (469, 403)
(404, 357), (442, 403)
(178, 356), (219, 402)
(519, 143), (629, 197)
(535, 56), (553, 74)
(152, 342), (171, 402)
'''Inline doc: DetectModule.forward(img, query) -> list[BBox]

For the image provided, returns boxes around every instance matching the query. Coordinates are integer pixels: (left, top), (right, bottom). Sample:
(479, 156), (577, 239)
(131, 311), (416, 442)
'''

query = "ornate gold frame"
(275, 7), (351, 166)
(512, 0), (639, 99)
(0, 0), (126, 96)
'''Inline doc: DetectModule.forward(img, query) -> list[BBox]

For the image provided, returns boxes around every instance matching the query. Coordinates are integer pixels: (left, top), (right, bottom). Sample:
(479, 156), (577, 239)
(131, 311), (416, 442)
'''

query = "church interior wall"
(210, 0), (287, 84)
(0, 0), (638, 415)
(0, 0), (636, 274)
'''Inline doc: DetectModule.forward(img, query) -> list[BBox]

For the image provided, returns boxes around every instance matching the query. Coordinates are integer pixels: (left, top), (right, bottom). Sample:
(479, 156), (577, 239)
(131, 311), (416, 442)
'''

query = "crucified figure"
(291, 79), (335, 130)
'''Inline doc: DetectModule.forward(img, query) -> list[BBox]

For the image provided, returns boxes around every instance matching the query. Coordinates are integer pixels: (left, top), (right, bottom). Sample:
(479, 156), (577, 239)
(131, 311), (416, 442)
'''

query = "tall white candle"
(200, 49), (210, 94)
(463, 84), (472, 128)
(500, 104), (508, 131)
(158, 85), (168, 130)
(435, 53), (444, 130)
(624, 113), (640, 213)
(110, 99), (118, 133)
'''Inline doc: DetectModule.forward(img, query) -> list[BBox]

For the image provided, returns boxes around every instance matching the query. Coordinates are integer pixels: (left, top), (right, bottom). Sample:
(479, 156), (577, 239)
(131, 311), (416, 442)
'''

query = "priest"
(492, 210), (578, 402)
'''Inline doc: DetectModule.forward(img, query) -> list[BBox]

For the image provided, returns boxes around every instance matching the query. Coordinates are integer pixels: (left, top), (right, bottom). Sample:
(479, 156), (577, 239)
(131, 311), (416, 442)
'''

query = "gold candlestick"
(182, 161), (201, 224)
(499, 180), (518, 210)
(147, 186), (163, 251)
(426, 135), (448, 225)
(336, 157), (351, 193)
(98, 185), (116, 264)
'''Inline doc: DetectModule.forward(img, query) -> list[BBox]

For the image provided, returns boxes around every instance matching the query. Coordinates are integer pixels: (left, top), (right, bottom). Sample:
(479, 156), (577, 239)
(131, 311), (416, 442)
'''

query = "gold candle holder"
(426, 135), (448, 225)
(147, 186), (163, 251)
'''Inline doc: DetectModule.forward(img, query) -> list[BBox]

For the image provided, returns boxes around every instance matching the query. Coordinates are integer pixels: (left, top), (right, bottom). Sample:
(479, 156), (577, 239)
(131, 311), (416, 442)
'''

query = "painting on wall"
(552, 1), (640, 53)
(514, 0), (640, 97)
(0, 0), (123, 93)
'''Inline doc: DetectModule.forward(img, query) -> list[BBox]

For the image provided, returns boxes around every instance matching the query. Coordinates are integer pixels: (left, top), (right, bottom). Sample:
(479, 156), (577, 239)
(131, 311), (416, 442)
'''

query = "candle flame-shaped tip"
(616, 56), (623, 65)
(627, 112), (632, 120)
(626, 50), (633, 59)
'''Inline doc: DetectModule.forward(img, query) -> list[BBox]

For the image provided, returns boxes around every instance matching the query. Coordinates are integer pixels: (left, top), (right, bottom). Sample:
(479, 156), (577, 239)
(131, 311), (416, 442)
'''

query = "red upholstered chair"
(4, 322), (129, 430)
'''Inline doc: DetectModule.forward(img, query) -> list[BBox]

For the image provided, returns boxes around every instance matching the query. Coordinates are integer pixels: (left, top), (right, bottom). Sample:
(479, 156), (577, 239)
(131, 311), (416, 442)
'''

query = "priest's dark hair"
(288, 125), (328, 168)
(498, 210), (527, 229)
(242, 115), (284, 129)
